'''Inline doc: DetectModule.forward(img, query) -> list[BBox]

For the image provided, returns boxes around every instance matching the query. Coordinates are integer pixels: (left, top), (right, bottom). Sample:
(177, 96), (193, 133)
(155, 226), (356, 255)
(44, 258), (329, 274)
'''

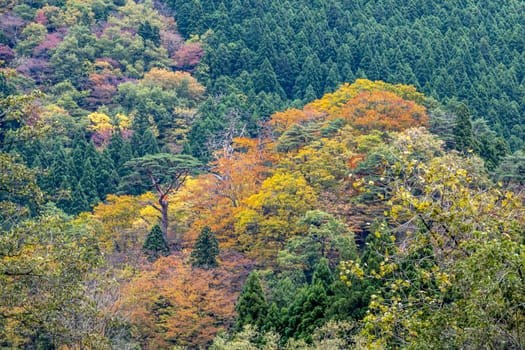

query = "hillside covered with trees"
(1, 0), (524, 349)
(166, 0), (525, 159)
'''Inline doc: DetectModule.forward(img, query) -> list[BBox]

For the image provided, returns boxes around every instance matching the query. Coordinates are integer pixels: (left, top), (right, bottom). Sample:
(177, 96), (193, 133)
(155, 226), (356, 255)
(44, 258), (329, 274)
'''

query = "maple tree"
(160, 29), (184, 56)
(85, 71), (120, 108)
(0, 45), (15, 63)
(33, 32), (64, 58)
(15, 57), (54, 85)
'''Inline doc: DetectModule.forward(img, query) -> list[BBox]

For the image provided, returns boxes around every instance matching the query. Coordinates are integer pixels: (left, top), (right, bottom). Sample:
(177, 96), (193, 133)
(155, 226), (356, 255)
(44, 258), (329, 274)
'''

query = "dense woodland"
(166, 0), (525, 158)
(0, 0), (524, 349)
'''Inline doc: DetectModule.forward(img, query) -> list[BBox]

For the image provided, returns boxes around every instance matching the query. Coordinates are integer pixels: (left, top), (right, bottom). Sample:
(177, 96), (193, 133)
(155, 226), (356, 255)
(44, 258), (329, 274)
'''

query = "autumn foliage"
(117, 252), (252, 348)
(338, 90), (428, 131)
(309, 79), (427, 116)
(172, 42), (204, 71)
(141, 68), (205, 99)
(1, 0), (523, 344)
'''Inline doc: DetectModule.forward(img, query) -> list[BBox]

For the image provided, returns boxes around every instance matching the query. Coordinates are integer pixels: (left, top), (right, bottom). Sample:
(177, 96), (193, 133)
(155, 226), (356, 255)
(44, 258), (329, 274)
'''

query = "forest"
(0, 0), (524, 349)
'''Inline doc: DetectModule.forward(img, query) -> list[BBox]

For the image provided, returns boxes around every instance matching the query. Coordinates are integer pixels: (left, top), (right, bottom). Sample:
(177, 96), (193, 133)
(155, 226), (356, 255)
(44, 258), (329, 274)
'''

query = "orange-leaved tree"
(338, 90), (428, 132)
(180, 137), (273, 248)
(267, 106), (326, 134)
(141, 68), (205, 101)
(309, 79), (427, 117)
(116, 252), (252, 348)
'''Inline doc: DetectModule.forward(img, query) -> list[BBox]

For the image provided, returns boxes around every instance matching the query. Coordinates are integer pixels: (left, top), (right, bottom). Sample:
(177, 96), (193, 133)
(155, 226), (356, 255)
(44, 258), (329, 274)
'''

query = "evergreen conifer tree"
(70, 133), (88, 181)
(142, 224), (170, 262)
(95, 151), (118, 199)
(84, 141), (100, 166)
(118, 140), (134, 176)
(284, 259), (334, 342)
(44, 142), (71, 193)
(139, 128), (160, 156)
(107, 131), (123, 168)
(69, 181), (90, 214)
(303, 84), (317, 104)
(137, 21), (161, 46)
(311, 258), (334, 291)
(235, 271), (268, 332)
(453, 103), (476, 153)
(79, 158), (99, 206)
(190, 226), (219, 268)
(254, 58), (285, 97)
(325, 61), (341, 93)
(263, 302), (283, 334)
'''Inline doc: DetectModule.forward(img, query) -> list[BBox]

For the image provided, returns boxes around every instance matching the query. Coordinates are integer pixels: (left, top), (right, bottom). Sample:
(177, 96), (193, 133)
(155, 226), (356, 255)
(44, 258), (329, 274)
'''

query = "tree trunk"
(160, 197), (169, 244)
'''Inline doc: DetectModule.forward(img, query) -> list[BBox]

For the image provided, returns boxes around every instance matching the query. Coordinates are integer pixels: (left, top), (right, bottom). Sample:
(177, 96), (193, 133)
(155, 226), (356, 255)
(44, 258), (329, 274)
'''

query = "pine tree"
(142, 224), (170, 262)
(275, 124), (314, 153)
(235, 271), (268, 332)
(190, 226), (219, 268)
(137, 21), (161, 46)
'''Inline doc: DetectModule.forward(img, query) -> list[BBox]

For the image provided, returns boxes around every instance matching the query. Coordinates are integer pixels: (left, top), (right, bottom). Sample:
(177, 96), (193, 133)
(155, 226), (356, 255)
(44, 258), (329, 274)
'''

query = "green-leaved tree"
(191, 226), (220, 268)
(235, 271), (268, 332)
(142, 224), (169, 262)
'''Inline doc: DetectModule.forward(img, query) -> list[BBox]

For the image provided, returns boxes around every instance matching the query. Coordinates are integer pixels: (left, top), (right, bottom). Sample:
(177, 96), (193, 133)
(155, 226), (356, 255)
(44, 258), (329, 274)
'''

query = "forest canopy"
(0, 0), (524, 349)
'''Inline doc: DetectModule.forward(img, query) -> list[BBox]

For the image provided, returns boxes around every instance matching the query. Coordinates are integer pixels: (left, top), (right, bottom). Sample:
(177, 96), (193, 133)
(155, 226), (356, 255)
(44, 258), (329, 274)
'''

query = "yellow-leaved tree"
(341, 129), (525, 349)
(236, 171), (317, 264)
